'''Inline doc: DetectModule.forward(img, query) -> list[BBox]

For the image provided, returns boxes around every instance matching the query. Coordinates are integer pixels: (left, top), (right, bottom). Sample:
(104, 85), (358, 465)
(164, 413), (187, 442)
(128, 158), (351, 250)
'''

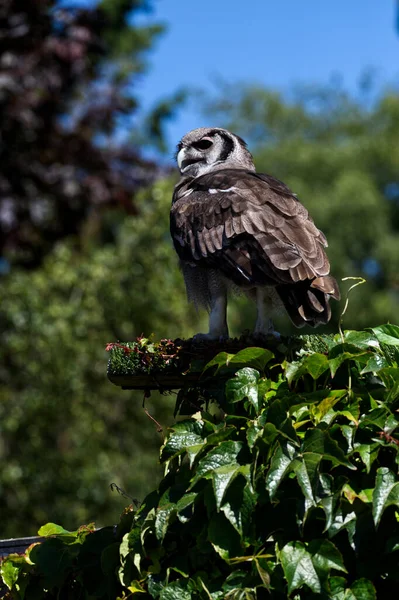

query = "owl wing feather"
(171, 168), (335, 288)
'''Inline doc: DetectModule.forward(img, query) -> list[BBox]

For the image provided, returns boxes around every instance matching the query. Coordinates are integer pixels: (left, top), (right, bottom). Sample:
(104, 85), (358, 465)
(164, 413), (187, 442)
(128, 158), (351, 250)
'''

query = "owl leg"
(254, 288), (280, 338)
(193, 273), (229, 341)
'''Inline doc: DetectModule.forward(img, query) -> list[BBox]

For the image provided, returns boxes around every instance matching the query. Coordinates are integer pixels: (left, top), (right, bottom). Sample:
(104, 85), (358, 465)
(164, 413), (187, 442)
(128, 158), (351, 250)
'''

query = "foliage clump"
(2, 325), (399, 598)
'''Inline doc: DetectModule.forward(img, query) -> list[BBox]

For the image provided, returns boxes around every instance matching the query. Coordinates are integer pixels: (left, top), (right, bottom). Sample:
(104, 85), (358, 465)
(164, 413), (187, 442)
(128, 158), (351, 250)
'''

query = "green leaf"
(203, 352), (235, 374)
(161, 431), (205, 461)
(212, 464), (250, 511)
(360, 353), (389, 374)
(329, 350), (370, 378)
(302, 428), (356, 470)
(328, 577), (377, 600)
(353, 443), (379, 473)
(279, 541), (321, 594)
(206, 426), (236, 446)
(371, 324), (399, 347)
(309, 539), (347, 578)
(266, 441), (296, 499)
(28, 539), (76, 588)
(347, 579), (377, 600)
(221, 478), (256, 536)
(155, 503), (177, 541)
(312, 390), (347, 423)
(208, 512), (242, 560)
(190, 441), (243, 487)
(37, 523), (74, 537)
(228, 347), (274, 372)
(246, 422), (263, 448)
(285, 353), (329, 384)
(0, 555), (27, 591)
(226, 368), (260, 413)
(344, 330), (380, 350)
(292, 453), (322, 507)
(160, 579), (194, 600)
(373, 467), (399, 526)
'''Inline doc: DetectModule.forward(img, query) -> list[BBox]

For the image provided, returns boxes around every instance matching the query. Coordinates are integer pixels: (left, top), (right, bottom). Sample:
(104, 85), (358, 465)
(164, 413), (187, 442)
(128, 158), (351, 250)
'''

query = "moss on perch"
(106, 333), (336, 390)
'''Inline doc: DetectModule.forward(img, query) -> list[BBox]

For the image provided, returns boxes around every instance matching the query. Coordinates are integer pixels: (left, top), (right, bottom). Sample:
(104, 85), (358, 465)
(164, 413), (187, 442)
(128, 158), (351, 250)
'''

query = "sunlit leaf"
(371, 324), (399, 347)
(373, 467), (399, 526)
(279, 541), (320, 594)
(266, 441), (296, 499)
(226, 368), (260, 413)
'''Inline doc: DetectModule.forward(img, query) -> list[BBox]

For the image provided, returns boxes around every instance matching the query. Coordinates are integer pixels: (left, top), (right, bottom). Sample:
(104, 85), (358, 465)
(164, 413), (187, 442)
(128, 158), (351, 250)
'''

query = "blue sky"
(135, 0), (399, 157)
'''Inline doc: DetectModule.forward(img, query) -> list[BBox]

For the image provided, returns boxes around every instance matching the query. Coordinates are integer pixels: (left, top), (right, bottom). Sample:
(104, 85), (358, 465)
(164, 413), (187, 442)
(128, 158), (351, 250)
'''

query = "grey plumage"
(170, 127), (340, 339)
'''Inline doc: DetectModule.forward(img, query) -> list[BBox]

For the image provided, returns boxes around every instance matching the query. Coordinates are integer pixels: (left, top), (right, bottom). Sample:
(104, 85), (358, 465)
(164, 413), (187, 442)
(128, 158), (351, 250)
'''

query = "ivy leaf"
(212, 464), (250, 511)
(221, 478), (256, 537)
(160, 431), (204, 461)
(208, 512), (242, 561)
(353, 443), (380, 473)
(347, 579), (377, 600)
(226, 368), (260, 413)
(329, 351), (370, 378)
(190, 441), (243, 487)
(308, 539), (347, 579)
(0, 555), (27, 592)
(160, 579), (194, 600)
(371, 324), (399, 347)
(246, 421), (263, 448)
(360, 354), (389, 374)
(292, 453), (322, 507)
(155, 503), (177, 542)
(372, 467), (399, 526)
(266, 441), (297, 499)
(279, 541), (321, 594)
(302, 428), (356, 470)
(203, 352), (235, 374)
(343, 330), (380, 350)
(312, 390), (347, 423)
(285, 353), (329, 384)
(228, 347), (274, 372)
(37, 523), (77, 538)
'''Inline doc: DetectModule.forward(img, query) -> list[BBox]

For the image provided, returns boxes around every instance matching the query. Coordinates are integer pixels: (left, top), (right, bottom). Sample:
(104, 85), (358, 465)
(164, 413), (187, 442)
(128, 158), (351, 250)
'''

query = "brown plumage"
(171, 128), (340, 339)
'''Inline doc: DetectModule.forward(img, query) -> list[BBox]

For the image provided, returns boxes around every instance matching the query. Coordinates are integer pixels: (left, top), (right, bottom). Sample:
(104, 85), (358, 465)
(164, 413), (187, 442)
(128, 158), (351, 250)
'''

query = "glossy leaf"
(302, 428), (356, 470)
(285, 353), (329, 384)
(160, 431), (204, 461)
(212, 464), (249, 511)
(371, 324), (399, 347)
(373, 467), (399, 526)
(226, 367), (260, 413)
(228, 347), (274, 372)
(190, 441), (243, 487)
(266, 441), (296, 499)
(279, 541), (321, 594)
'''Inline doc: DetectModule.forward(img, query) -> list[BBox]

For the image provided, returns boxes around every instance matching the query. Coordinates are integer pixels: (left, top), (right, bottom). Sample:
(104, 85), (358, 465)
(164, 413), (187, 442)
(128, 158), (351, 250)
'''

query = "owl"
(170, 127), (340, 340)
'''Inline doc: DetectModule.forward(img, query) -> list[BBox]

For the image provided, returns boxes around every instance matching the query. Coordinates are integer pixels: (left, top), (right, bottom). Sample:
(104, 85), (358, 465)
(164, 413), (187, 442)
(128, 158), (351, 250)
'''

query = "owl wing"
(171, 168), (337, 291)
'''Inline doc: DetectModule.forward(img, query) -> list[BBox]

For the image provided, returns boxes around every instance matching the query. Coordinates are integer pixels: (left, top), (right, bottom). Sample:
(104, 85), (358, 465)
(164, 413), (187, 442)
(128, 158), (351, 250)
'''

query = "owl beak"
(177, 148), (202, 173)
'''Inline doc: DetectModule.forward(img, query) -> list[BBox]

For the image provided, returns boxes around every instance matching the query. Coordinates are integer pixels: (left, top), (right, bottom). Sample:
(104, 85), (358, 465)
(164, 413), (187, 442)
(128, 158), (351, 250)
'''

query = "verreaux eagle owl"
(170, 127), (340, 340)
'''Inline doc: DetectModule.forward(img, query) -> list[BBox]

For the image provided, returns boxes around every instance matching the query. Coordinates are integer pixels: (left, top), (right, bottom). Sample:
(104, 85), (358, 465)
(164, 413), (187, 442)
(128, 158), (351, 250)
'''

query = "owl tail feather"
(276, 275), (341, 328)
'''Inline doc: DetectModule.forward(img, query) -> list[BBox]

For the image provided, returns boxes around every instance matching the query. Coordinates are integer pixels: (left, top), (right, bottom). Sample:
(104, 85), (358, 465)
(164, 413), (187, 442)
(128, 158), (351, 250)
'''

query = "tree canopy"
(0, 0), (162, 268)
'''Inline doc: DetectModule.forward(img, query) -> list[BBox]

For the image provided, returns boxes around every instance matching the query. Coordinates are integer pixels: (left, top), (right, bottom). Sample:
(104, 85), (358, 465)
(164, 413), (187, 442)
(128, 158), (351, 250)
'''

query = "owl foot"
(253, 319), (281, 340)
(192, 332), (229, 342)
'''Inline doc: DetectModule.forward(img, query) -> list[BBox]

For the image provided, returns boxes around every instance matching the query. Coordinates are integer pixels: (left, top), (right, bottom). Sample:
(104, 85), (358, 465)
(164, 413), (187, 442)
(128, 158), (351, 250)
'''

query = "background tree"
(0, 0), (163, 268)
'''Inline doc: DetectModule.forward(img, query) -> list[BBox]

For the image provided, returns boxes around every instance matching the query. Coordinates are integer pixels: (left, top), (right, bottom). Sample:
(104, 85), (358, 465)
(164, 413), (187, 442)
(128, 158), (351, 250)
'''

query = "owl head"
(176, 127), (255, 178)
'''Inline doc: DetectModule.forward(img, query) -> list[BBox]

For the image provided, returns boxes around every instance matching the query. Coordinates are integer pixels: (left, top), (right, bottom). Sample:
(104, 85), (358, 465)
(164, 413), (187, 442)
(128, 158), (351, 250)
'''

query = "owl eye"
(193, 139), (213, 150)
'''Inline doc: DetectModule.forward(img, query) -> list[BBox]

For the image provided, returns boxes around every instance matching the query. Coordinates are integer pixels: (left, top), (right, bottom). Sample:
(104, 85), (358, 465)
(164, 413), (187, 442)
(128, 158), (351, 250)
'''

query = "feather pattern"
(171, 128), (340, 330)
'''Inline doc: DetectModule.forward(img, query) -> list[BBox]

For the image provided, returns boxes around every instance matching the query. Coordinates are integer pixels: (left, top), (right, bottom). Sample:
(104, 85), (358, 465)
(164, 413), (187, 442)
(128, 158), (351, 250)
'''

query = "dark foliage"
(2, 326), (399, 598)
(0, 0), (162, 268)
